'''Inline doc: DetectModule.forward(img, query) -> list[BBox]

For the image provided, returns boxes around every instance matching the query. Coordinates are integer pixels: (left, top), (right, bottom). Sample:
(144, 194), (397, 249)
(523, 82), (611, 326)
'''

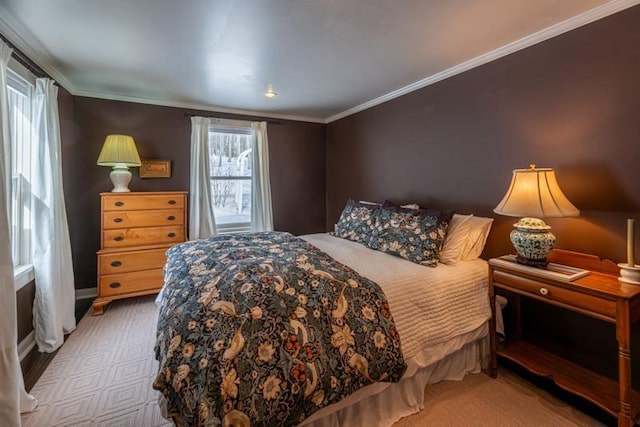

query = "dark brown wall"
(327, 6), (640, 264)
(326, 6), (640, 388)
(16, 281), (35, 343)
(70, 97), (326, 289)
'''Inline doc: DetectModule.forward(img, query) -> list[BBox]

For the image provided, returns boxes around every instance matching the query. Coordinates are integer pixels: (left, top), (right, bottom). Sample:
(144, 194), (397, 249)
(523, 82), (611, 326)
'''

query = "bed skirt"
(300, 323), (489, 427)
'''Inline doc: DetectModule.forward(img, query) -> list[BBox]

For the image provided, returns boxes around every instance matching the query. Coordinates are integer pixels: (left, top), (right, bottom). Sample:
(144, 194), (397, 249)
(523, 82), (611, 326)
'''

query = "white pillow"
(460, 216), (494, 261)
(440, 214), (473, 265)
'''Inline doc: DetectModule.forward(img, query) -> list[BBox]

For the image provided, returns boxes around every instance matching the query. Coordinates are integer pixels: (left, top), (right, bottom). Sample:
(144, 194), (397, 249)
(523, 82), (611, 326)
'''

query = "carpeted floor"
(21, 296), (170, 427)
(22, 296), (604, 427)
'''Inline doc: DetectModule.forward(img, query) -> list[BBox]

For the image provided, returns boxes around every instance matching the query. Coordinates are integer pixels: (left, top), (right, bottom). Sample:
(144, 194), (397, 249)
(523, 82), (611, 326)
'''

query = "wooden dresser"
(92, 191), (187, 315)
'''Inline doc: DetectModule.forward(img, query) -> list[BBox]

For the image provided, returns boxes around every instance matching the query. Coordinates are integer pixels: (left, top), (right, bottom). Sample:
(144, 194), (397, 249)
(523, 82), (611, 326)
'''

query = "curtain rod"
(0, 33), (52, 81)
(184, 112), (282, 125)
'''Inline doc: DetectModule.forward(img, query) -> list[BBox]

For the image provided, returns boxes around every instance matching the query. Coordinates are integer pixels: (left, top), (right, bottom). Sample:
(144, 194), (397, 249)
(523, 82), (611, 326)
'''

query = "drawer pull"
(110, 261), (122, 267)
(167, 215), (176, 221)
(115, 201), (124, 207)
(168, 232), (176, 238)
(114, 236), (124, 242)
(109, 282), (121, 289)
(168, 200), (176, 205)
(539, 287), (549, 296)
(113, 218), (123, 223)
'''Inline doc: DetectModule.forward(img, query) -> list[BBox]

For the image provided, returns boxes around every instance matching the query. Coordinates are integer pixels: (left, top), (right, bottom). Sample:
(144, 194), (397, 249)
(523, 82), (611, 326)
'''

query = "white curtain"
(0, 40), (37, 427)
(31, 78), (76, 353)
(189, 116), (217, 239)
(250, 121), (273, 232)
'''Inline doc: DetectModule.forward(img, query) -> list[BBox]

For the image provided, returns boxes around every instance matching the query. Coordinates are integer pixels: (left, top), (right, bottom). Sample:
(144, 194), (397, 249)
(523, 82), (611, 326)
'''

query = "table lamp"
(96, 134), (141, 192)
(494, 164), (579, 267)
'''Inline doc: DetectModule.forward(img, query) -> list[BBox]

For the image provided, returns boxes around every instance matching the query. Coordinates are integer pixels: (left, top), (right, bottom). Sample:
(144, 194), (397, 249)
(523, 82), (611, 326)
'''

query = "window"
(7, 69), (33, 270)
(208, 127), (254, 233)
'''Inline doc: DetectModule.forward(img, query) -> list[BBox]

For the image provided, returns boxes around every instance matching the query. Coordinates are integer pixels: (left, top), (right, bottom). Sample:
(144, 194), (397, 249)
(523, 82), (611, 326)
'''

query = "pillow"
(334, 199), (380, 245)
(370, 205), (453, 267)
(460, 216), (494, 261)
(439, 214), (473, 265)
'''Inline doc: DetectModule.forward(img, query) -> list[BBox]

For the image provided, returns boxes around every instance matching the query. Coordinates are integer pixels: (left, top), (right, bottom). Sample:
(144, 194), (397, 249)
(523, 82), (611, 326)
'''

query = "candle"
(628, 218), (636, 267)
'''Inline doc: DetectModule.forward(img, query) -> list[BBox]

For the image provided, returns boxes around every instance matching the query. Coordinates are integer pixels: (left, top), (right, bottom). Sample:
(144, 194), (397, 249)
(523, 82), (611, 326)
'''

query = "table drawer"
(493, 270), (616, 319)
(98, 248), (168, 275)
(103, 226), (184, 248)
(102, 209), (184, 229)
(102, 194), (185, 211)
(98, 269), (164, 297)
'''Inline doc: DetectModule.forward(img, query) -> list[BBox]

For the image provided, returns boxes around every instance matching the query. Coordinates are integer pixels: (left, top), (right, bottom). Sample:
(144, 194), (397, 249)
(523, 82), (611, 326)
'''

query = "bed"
(154, 201), (496, 426)
(297, 233), (491, 426)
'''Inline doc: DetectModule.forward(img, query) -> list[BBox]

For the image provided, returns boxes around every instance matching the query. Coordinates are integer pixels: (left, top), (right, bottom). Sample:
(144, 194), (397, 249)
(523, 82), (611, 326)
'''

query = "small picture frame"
(139, 159), (171, 178)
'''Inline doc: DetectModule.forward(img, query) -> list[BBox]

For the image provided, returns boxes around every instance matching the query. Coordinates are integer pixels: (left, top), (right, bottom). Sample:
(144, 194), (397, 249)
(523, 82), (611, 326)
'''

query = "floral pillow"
(334, 199), (380, 245)
(369, 205), (454, 267)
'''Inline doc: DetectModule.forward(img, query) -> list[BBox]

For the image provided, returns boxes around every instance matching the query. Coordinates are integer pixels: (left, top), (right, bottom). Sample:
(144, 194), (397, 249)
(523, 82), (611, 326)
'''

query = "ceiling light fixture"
(264, 84), (277, 99)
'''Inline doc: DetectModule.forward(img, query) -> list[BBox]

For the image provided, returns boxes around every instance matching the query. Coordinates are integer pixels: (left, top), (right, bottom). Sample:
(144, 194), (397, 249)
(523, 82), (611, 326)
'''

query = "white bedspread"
(301, 233), (492, 359)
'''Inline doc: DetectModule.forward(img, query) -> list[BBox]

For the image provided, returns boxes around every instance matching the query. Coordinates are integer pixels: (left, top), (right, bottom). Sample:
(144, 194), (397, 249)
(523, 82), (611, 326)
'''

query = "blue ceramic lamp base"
(510, 217), (555, 268)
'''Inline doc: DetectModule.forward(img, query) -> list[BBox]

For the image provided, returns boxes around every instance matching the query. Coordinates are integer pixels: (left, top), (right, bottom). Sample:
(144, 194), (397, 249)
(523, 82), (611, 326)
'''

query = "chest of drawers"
(92, 191), (187, 315)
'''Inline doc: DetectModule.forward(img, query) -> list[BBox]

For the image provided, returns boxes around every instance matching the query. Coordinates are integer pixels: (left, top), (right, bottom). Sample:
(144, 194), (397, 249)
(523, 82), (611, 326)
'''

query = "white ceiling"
(0, 0), (635, 123)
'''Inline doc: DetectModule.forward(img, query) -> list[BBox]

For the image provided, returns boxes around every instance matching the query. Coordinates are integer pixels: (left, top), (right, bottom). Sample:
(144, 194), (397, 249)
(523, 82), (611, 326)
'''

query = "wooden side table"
(488, 249), (640, 426)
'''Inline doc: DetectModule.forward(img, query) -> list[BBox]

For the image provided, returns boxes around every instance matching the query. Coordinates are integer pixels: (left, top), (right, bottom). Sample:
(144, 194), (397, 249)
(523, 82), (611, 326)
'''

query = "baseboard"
(75, 287), (97, 300)
(18, 330), (35, 362)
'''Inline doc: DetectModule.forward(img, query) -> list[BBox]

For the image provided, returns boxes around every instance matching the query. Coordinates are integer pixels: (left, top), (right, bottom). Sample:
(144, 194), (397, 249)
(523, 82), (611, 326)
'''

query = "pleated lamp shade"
(97, 134), (141, 192)
(97, 135), (141, 167)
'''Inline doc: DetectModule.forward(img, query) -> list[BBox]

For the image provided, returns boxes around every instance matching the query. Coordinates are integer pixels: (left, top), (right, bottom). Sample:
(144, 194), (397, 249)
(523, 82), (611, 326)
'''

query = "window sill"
(217, 223), (252, 235)
(14, 264), (34, 291)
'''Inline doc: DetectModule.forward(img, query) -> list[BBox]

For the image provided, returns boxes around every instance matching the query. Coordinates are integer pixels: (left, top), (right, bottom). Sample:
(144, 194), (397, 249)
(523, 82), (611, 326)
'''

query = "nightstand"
(488, 249), (640, 427)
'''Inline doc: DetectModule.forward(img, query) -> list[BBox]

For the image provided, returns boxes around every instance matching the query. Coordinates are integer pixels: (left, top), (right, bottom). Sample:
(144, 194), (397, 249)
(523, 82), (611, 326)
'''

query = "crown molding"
(0, 5), (77, 93)
(0, 4), (323, 124)
(73, 88), (326, 123)
(325, 0), (640, 123)
(2, 1), (638, 125)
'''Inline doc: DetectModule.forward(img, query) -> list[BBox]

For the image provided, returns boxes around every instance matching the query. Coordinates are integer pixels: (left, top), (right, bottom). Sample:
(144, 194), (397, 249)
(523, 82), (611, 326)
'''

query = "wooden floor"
(21, 298), (93, 391)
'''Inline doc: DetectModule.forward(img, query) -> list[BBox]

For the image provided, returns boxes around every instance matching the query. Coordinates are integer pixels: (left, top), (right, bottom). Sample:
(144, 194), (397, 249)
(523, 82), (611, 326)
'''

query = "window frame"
(6, 67), (35, 290)
(208, 124), (255, 233)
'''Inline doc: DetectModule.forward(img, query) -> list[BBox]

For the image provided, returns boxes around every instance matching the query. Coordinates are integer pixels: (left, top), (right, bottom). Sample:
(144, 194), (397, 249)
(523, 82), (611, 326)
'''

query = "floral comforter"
(154, 232), (406, 426)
